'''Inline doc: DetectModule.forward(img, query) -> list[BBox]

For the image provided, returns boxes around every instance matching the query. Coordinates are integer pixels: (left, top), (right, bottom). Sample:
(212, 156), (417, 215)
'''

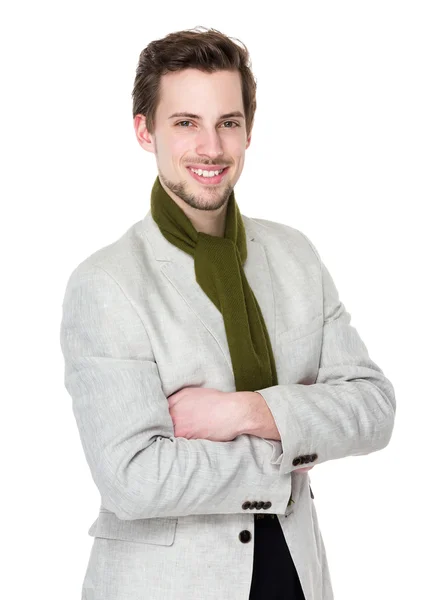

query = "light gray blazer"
(60, 210), (396, 600)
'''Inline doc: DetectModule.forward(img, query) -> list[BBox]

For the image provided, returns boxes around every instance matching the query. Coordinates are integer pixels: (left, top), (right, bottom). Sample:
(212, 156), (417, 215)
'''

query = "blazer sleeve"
(60, 264), (292, 520)
(256, 234), (396, 476)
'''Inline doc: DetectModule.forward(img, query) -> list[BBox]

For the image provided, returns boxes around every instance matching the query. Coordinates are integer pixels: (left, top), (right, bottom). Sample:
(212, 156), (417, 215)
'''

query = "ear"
(245, 133), (252, 150)
(133, 114), (156, 154)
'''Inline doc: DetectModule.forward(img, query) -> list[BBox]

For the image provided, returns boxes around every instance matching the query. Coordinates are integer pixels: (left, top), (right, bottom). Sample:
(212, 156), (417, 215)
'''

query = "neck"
(160, 179), (228, 237)
(188, 208), (227, 237)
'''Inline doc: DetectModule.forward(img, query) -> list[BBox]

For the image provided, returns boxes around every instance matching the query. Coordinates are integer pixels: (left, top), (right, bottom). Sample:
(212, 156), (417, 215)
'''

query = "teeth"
(190, 168), (224, 178)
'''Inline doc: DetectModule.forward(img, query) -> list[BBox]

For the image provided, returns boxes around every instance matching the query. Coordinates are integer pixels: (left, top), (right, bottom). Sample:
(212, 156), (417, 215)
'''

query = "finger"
(167, 389), (184, 408)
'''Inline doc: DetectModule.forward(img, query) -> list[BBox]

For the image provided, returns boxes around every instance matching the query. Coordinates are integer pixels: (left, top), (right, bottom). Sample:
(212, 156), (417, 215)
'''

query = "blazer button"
(310, 453), (318, 462)
(293, 457), (301, 466)
(249, 501), (257, 510)
(255, 502), (264, 510)
(239, 530), (252, 543)
(263, 501), (272, 510)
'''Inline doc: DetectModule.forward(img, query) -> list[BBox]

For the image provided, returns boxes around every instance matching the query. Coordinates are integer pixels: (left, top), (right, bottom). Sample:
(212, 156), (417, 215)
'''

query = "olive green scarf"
(150, 175), (278, 393)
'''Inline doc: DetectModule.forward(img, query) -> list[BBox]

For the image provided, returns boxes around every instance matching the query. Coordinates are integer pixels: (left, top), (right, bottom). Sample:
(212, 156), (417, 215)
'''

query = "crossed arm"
(166, 386), (276, 442)
(167, 386), (313, 472)
(61, 261), (395, 518)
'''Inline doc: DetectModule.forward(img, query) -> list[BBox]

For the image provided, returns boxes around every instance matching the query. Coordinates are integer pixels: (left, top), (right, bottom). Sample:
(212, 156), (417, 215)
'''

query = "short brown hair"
(132, 26), (257, 137)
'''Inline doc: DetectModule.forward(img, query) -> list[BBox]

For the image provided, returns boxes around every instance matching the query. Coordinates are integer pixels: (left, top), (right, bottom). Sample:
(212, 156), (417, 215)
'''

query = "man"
(60, 27), (396, 600)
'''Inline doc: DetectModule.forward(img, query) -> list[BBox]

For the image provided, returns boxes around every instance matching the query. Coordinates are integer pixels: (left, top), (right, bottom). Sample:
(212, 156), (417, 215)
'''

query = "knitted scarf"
(150, 176), (278, 394)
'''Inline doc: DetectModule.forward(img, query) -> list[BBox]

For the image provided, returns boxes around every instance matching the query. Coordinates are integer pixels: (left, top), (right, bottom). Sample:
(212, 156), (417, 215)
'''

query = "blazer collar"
(141, 211), (276, 375)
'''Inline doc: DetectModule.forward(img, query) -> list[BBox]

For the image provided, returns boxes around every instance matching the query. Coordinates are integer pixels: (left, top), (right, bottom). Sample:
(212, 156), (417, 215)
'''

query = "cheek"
(158, 133), (189, 157)
(231, 148), (246, 170)
(226, 136), (247, 158)
(172, 137), (194, 158)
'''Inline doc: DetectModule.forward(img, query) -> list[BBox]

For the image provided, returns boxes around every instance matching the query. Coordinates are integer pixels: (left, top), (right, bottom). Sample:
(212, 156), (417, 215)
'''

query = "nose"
(195, 127), (224, 160)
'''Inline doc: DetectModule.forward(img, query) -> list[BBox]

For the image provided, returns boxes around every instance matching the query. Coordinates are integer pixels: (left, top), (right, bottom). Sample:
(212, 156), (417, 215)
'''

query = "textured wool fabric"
(150, 175), (278, 394)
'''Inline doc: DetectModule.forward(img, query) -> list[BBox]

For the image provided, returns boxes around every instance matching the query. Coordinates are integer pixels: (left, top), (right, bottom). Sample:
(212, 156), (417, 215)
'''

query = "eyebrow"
(168, 111), (245, 120)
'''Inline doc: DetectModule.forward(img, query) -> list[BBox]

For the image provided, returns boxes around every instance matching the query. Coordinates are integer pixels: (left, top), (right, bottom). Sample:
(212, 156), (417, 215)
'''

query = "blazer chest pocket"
(278, 314), (323, 344)
(88, 510), (178, 546)
(276, 315), (323, 385)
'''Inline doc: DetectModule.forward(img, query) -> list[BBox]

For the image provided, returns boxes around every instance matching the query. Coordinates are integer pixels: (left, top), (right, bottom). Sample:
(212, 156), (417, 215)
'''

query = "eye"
(175, 120), (240, 128)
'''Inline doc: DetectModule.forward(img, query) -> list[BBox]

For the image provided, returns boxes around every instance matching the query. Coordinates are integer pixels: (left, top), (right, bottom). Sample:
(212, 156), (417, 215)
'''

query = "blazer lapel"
(142, 211), (276, 375)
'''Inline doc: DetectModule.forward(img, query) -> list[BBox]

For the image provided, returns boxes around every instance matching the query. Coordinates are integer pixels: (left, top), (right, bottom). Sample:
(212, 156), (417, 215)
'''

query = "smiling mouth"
(187, 166), (230, 185)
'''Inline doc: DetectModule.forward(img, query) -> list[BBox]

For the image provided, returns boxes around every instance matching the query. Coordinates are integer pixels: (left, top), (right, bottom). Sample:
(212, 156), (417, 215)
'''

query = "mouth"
(186, 166), (230, 185)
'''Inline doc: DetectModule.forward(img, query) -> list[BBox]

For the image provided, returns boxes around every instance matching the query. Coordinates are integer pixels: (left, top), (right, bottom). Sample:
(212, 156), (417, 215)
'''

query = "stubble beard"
(159, 169), (233, 212)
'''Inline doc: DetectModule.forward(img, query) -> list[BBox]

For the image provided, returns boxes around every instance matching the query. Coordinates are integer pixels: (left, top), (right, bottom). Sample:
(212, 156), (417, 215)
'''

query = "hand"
(167, 386), (242, 442)
(295, 466), (314, 473)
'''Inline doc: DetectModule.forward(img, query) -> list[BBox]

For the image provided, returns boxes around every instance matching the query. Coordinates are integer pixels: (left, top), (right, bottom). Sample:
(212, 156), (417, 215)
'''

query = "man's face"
(137, 68), (251, 212)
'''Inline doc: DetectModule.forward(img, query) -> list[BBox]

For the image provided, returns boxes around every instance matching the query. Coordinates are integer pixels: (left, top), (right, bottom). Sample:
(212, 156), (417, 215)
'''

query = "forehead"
(157, 69), (244, 116)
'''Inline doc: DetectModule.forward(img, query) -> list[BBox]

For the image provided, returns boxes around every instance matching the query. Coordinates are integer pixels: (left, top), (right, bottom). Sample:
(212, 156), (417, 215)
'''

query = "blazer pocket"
(278, 314), (323, 344)
(276, 315), (323, 385)
(88, 510), (178, 546)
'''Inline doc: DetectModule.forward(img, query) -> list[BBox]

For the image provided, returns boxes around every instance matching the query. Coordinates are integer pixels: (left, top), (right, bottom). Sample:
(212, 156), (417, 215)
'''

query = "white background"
(2, 1), (437, 598)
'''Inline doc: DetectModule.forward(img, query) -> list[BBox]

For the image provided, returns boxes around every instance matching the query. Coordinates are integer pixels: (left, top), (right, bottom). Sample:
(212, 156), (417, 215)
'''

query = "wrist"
(235, 390), (281, 440)
(234, 391), (263, 436)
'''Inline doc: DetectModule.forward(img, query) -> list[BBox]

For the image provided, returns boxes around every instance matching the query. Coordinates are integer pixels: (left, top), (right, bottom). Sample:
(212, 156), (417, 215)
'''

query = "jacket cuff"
(255, 385), (318, 476)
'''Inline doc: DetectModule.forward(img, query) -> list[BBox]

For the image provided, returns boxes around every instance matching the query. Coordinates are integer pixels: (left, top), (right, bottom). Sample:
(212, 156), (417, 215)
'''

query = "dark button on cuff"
(255, 502), (264, 510)
(263, 501), (272, 510)
(239, 530), (251, 543)
(242, 501), (251, 510)
(249, 501), (257, 509)
(304, 455), (311, 464)
(293, 457), (301, 466)
(310, 453), (318, 462)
